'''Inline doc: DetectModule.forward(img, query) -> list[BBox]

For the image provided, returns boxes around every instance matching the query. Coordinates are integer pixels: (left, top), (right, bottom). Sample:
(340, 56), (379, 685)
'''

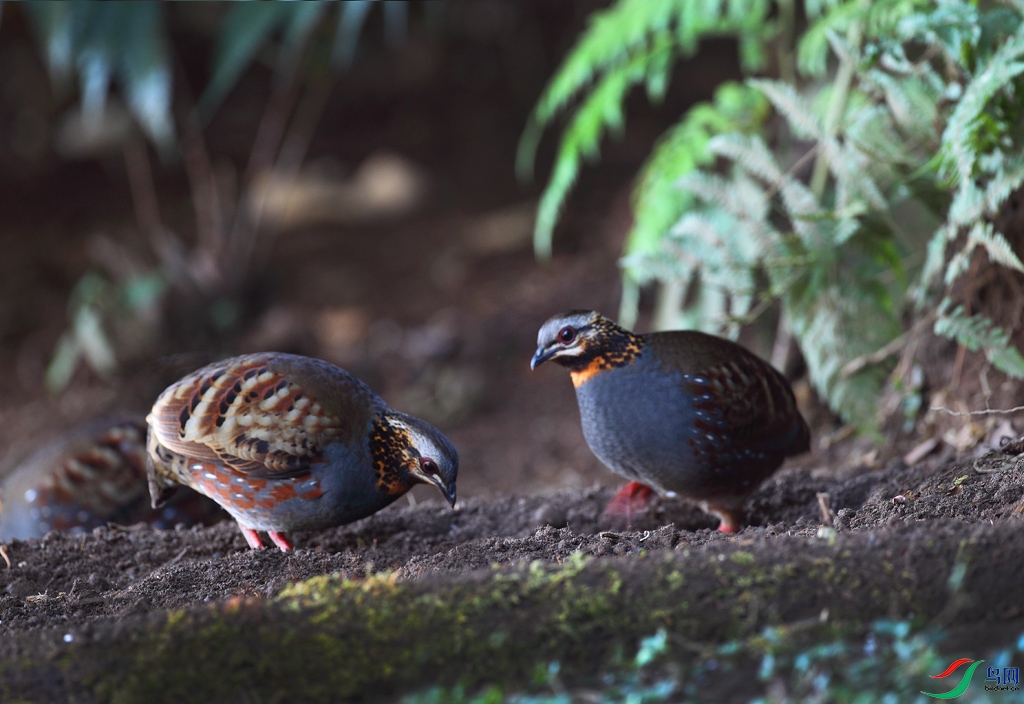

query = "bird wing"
(147, 353), (379, 479)
(650, 332), (808, 452)
(696, 353), (798, 438)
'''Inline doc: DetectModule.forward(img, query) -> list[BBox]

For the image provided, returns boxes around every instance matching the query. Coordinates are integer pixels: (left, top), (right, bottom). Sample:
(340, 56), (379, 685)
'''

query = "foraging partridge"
(531, 311), (809, 532)
(0, 417), (221, 541)
(146, 352), (458, 551)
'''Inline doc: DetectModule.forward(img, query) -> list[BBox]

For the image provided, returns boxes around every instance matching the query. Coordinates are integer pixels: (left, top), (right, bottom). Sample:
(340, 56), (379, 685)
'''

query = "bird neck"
(368, 414), (417, 498)
(564, 323), (644, 387)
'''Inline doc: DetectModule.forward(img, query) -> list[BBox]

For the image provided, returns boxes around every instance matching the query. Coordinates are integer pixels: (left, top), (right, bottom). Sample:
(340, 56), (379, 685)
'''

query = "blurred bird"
(0, 417), (221, 542)
(146, 352), (459, 551)
(531, 311), (809, 532)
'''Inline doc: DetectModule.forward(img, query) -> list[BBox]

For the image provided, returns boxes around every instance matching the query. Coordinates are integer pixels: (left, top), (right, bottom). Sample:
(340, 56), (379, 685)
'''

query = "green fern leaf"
(748, 78), (825, 141)
(939, 33), (1024, 184)
(967, 222), (1024, 273)
(624, 82), (768, 265)
(934, 303), (1024, 377)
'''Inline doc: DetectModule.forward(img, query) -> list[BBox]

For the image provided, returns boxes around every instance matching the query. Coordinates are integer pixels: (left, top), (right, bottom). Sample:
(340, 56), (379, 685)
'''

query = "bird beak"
(419, 472), (457, 508)
(531, 346), (556, 369)
(435, 478), (457, 508)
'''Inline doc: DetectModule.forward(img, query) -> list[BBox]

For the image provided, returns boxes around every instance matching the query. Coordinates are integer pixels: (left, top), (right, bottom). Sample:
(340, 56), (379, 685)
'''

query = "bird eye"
(420, 458), (439, 475)
(558, 326), (577, 344)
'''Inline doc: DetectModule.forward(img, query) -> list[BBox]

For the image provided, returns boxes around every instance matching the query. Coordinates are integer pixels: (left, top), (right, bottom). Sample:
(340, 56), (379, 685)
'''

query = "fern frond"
(624, 83), (769, 264)
(523, 0), (779, 260)
(895, 2), (980, 64)
(528, 0), (681, 130)
(967, 222), (1024, 273)
(860, 69), (939, 140)
(946, 181), (984, 228)
(797, 0), (867, 78)
(748, 79), (825, 141)
(706, 133), (786, 186)
(934, 303), (1024, 377)
(532, 48), (651, 259)
(983, 155), (1024, 213)
(939, 33), (1024, 184)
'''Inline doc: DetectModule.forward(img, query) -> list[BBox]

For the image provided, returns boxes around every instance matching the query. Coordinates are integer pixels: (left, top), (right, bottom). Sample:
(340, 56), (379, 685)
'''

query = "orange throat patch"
(569, 335), (643, 387)
(570, 357), (612, 387)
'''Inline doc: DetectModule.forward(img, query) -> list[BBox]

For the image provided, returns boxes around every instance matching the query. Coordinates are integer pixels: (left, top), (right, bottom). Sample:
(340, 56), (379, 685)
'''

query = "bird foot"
(699, 502), (742, 534)
(239, 527), (293, 551)
(603, 481), (653, 528)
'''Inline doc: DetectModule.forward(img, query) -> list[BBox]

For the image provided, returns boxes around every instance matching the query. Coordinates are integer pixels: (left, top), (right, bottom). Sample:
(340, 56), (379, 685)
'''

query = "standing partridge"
(146, 352), (459, 551)
(531, 311), (810, 532)
(0, 417), (221, 541)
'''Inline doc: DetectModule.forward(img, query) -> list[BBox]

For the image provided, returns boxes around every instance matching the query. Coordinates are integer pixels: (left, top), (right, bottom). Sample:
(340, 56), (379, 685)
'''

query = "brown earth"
(1, 3), (1024, 702)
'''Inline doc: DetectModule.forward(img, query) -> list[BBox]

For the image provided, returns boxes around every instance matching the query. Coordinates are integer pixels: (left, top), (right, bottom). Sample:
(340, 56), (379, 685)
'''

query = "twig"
(229, 75), (300, 279)
(180, 116), (226, 262)
(840, 312), (936, 378)
(244, 78), (333, 276)
(931, 405), (1024, 416)
(0, 544), (10, 569)
(810, 0), (867, 198)
(163, 546), (190, 569)
(123, 137), (164, 242)
(816, 492), (836, 527)
(765, 143), (819, 202)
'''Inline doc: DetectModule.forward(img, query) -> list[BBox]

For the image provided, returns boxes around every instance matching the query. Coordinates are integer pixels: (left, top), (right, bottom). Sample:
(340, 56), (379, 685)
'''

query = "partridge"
(146, 352), (458, 551)
(0, 417), (221, 541)
(531, 311), (810, 532)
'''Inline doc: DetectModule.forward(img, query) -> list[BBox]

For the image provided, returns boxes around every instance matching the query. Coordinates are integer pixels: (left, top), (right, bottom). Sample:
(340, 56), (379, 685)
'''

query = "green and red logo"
(922, 659), (984, 699)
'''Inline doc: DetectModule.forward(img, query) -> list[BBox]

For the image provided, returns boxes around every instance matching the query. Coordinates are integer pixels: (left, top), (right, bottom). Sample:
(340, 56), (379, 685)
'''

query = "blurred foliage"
(21, 1), (409, 143)
(12, 1), (413, 389)
(524, 0), (1024, 433)
(402, 619), (1024, 702)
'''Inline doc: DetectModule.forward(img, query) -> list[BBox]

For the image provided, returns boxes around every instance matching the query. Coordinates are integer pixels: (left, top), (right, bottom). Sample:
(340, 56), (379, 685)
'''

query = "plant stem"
(776, 0), (797, 87)
(810, 2), (867, 199)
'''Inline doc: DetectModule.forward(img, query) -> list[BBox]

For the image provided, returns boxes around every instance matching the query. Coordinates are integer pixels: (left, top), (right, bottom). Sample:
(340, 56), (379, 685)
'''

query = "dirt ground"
(2, 442), (1023, 633)
(1, 3), (1024, 701)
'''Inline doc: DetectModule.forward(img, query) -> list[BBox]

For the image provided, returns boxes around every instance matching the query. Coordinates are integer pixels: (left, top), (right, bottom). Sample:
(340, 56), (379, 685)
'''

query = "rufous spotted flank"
(146, 352), (458, 551)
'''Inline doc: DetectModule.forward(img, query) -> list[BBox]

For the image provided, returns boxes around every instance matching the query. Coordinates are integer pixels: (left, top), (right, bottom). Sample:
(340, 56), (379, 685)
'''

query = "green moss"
(730, 550), (756, 565)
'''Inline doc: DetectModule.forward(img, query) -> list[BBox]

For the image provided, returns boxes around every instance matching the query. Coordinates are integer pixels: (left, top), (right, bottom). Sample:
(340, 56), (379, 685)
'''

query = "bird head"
(377, 412), (458, 507)
(530, 310), (605, 369)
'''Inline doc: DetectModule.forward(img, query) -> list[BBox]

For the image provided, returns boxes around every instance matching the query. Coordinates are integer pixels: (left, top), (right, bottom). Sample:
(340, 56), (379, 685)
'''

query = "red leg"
(603, 481), (653, 527)
(240, 526), (265, 549)
(268, 531), (293, 552)
(700, 502), (742, 533)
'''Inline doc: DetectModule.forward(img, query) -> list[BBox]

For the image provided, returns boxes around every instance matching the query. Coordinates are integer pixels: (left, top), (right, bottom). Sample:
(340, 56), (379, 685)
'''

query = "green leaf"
(624, 82), (768, 263)
(199, 2), (293, 118)
(939, 32), (1024, 184)
(332, 0), (373, 68)
(117, 3), (172, 147)
(934, 303), (1024, 378)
